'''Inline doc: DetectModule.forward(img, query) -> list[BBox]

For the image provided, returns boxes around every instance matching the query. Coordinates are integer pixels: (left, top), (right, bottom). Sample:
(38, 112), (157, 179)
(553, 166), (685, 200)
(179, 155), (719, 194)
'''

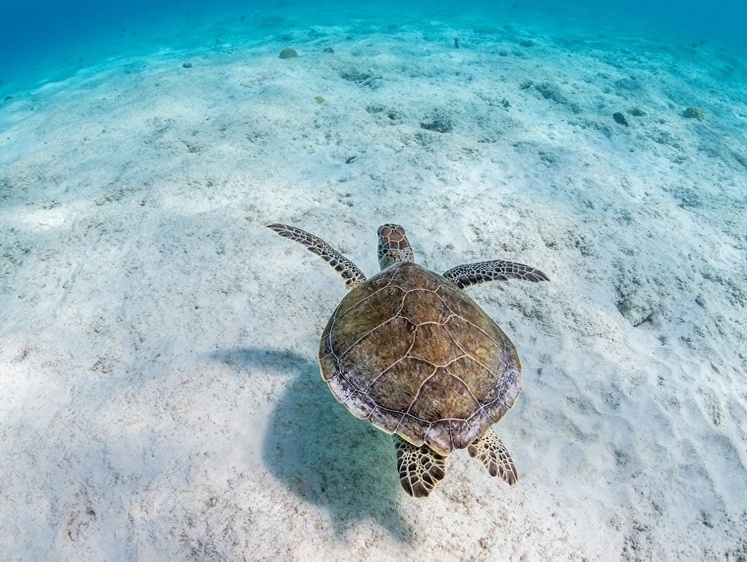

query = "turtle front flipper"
(467, 431), (518, 486)
(442, 260), (548, 288)
(268, 224), (367, 289)
(393, 435), (447, 498)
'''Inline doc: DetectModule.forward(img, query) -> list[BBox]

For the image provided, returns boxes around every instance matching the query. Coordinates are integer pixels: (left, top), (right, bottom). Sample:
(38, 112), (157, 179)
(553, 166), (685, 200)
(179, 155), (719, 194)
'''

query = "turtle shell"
(318, 261), (522, 456)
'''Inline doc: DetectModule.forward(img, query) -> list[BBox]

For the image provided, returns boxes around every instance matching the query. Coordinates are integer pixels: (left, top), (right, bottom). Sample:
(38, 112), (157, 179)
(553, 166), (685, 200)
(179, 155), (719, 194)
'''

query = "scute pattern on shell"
(319, 261), (522, 456)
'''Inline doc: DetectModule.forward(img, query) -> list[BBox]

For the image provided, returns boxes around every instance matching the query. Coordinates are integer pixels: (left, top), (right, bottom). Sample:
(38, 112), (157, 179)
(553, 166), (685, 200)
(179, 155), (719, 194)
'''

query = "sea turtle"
(268, 223), (548, 497)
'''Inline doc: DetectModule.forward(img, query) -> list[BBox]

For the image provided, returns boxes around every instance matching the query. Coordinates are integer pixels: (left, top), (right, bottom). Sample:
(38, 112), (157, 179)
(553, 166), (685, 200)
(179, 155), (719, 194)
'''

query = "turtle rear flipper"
(467, 431), (518, 485)
(267, 224), (366, 289)
(394, 435), (447, 498)
(443, 260), (548, 288)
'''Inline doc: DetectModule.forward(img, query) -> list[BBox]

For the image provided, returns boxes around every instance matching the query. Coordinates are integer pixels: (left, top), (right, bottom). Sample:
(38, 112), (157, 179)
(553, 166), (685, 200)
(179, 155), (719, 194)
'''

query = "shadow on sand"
(211, 347), (414, 542)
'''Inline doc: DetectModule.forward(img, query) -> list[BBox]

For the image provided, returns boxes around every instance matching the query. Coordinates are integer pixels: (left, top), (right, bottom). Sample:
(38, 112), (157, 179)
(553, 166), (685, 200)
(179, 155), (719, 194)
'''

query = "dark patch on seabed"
(213, 347), (414, 542)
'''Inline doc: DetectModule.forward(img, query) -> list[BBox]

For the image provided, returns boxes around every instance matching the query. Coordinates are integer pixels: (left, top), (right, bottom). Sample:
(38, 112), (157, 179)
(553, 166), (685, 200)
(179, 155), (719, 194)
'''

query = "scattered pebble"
(420, 113), (453, 133)
(279, 48), (298, 59)
(613, 112), (628, 126)
(683, 106), (704, 120)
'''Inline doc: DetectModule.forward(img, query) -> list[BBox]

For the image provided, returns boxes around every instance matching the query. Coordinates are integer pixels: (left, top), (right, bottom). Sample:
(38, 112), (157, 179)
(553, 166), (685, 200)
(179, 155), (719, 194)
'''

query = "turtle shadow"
(211, 347), (414, 542)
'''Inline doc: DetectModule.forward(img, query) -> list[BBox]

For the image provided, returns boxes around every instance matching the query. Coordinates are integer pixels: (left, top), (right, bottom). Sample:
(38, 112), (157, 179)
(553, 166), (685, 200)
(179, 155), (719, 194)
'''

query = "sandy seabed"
(1, 20), (747, 561)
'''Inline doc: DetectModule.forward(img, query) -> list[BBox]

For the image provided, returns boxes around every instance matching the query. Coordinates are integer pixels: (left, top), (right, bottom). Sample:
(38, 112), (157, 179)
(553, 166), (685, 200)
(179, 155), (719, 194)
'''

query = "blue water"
(1, 0), (746, 94)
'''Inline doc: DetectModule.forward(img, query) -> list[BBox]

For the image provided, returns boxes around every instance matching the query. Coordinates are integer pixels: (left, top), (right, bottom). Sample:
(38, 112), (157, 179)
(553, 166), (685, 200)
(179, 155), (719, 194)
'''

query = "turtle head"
(377, 224), (414, 270)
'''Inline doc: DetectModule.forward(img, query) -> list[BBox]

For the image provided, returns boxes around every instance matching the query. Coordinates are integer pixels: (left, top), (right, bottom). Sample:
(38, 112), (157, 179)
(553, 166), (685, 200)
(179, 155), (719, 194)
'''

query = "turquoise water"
(1, 0), (746, 94)
(2, 0), (747, 558)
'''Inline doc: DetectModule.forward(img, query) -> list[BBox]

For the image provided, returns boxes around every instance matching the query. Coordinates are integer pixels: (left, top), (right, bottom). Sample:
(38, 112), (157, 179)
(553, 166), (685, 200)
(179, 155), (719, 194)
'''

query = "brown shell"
(318, 261), (522, 456)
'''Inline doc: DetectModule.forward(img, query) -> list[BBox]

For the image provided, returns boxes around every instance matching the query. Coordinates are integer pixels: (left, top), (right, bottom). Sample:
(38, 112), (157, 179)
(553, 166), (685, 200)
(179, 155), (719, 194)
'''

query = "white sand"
(1, 21), (746, 560)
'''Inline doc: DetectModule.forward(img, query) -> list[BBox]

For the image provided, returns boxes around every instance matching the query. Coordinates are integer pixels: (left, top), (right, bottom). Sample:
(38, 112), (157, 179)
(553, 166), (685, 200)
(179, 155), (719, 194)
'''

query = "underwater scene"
(1, 0), (746, 559)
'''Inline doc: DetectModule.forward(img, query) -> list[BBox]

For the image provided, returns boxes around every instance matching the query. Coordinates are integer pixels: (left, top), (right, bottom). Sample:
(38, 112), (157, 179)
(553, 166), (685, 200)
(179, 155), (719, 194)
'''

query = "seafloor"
(1, 13), (746, 561)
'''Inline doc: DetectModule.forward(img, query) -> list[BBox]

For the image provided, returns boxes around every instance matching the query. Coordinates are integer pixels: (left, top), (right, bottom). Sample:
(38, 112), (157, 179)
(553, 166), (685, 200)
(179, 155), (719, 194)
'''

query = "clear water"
(1, 0), (746, 558)
(1, 0), (746, 93)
